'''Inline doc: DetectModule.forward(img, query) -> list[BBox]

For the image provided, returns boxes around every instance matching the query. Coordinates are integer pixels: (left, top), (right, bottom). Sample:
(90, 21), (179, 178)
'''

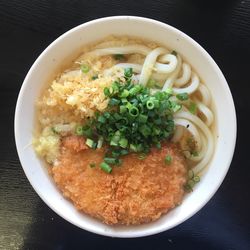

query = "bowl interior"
(15, 16), (236, 237)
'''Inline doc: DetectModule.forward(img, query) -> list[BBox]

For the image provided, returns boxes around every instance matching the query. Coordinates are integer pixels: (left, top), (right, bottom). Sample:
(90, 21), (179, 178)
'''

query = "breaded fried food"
(52, 136), (188, 225)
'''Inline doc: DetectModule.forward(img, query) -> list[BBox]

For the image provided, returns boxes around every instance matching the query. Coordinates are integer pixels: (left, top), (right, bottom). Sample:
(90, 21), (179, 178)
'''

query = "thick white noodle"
(171, 125), (184, 143)
(139, 47), (168, 85)
(162, 54), (182, 91)
(175, 63), (192, 87)
(174, 118), (202, 151)
(174, 111), (214, 173)
(198, 84), (211, 107)
(154, 54), (178, 74)
(172, 73), (200, 94)
(194, 98), (214, 127)
(85, 45), (151, 57)
(151, 72), (169, 81)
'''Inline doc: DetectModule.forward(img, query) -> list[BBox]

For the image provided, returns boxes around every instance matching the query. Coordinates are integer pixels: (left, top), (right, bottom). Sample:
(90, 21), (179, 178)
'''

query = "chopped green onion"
(187, 179), (195, 188)
(129, 85), (141, 95)
(191, 151), (199, 157)
(113, 113), (121, 120)
(51, 126), (59, 134)
(113, 54), (125, 60)
(184, 183), (193, 192)
(153, 127), (161, 136)
(97, 115), (106, 124)
(103, 112), (111, 119)
(138, 114), (148, 123)
(110, 131), (121, 146)
(81, 127), (93, 137)
(165, 155), (172, 165)
(109, 98), (120, 106)
(120, 89), (129, 98)
(124, 68), (133, 78)
(76, 75), (179, 168)
(193, 175), (200, 183)
(153, 99), (160, 108)
(171, 50), (177, 56)
(111, 82), (119, 94)
(155, 142), (161, 149)
(165, 88), (173, 95)
(100, 162), (112, 173)
(119, 138), (128, 148)
(129, 106), (139, 117)
(104, 157), (117, 165)
(89, 163), (96, 168)
(138, 153), (146, 160)
(146, 100), (155, 110)
(75, 126), (84, 135)
(171, 102), (182, 112)
(86, 138), (95, 148)
(119, 105), (127, 114)
(147, 78), (157, 88)
(130, 144), (138, 152)
(115, 159), (122, 166)
(176, 92), (189, 101)
(111, 151), (120, 158)
(81, 64), (89, 73)
(139, 125), (151, 137)
(120, 149), (129, 155)
(92, 75), (98, 80)
(97, 137), (104, 149)
(189, 102), (197, 114)
(188, 170), (194, 179)
(104, 87), (110, 96)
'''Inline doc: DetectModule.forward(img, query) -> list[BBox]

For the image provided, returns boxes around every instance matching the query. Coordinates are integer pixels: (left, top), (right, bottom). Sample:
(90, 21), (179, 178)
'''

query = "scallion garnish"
(75, 126), (84, 135)
(109, 98), (120, 106)
(119, 138), (128, 148)
(138, 153), (146, 160)
(138, 114), (148, 123)
(81, 64), (90, 73)
(165, 88), (173, 95)
(193, 175), (200, 183)
(89, 163), (96, 168)
(129, 106), (139, 117)
(92, 75), (98, 80)
(189, 102), (197, 114)
(171, 50), (177, 56)
(185, 171), (200, 192)
(124, 67), (133, 78)
(100, 162), (112, 173)
(176, 92), (189, 101)
(104, 87), (110, 96)
(97, 137), (104, 149)
(76, 68), (182, 172)
(165, 155), (172, 165)
(86, 138), (95, 148)
(104, 157), (117, 165)
(146, 100), (154, 110)
(113, 54), (125, 60)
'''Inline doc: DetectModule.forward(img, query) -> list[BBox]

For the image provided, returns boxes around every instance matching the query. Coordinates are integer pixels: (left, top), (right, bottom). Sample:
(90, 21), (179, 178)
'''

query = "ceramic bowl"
(15, 16), (237, 238)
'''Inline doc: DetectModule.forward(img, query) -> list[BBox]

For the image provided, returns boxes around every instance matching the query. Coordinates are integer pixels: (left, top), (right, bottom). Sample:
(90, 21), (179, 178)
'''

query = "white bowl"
(14, 16), (236, 238)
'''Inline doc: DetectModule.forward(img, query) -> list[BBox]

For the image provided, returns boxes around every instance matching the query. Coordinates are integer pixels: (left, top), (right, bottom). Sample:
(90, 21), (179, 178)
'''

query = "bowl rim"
(14, 15), (237, 238)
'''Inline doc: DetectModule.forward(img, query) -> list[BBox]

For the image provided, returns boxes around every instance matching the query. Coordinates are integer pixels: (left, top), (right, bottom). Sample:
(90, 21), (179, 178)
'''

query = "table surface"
(1, 0), (250, 249)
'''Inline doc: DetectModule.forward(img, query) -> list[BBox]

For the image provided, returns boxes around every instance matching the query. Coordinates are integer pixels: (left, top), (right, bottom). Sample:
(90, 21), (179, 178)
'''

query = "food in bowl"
(33, 36), (215, 225)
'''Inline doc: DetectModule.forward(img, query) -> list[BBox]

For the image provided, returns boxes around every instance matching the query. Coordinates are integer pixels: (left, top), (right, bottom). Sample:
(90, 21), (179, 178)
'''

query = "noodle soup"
(33, 36), (215, 225)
